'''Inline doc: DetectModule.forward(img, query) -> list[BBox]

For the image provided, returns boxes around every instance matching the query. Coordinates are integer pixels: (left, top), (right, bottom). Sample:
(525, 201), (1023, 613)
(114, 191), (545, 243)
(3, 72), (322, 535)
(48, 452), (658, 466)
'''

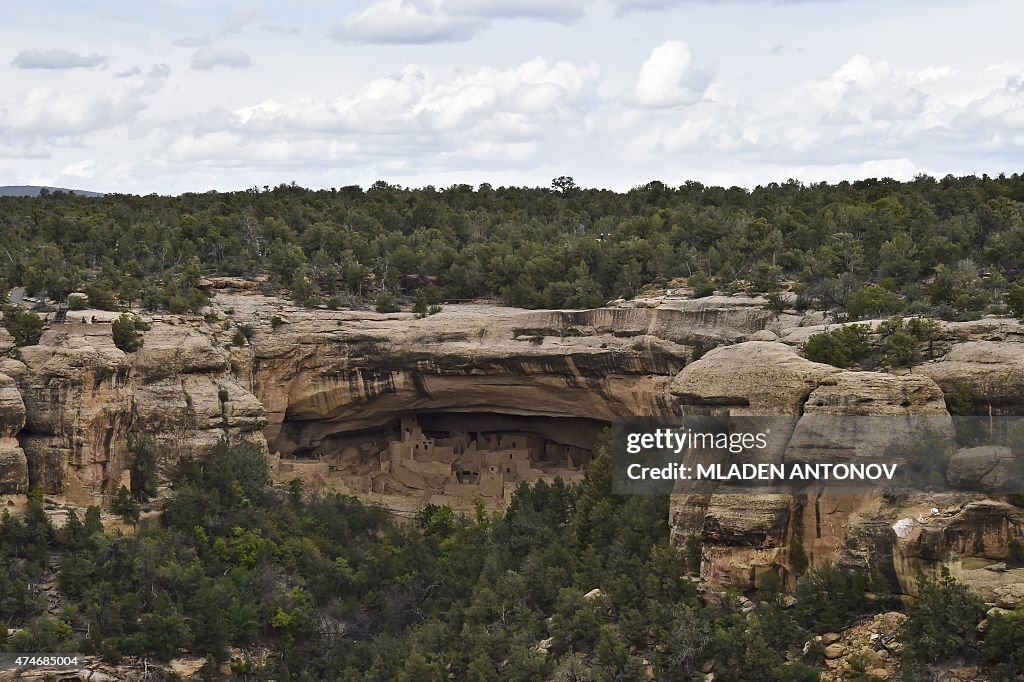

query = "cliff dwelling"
(272, 412), (605, 510)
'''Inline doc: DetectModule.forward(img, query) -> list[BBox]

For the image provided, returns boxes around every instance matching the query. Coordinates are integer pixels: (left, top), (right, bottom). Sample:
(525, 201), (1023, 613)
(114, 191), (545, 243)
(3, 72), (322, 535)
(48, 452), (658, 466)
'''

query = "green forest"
(2, 174), (1024, 319)
(2, 437), (1022, 681)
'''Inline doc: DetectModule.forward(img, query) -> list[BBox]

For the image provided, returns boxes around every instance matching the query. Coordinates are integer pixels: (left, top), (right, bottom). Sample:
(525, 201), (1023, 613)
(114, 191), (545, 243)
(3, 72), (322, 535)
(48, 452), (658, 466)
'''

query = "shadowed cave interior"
(275, 411), (608, 500)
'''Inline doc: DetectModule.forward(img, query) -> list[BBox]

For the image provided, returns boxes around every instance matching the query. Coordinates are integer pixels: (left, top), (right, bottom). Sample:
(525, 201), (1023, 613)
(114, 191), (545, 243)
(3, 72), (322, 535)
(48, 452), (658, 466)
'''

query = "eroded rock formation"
(0, 322), (266, 506)
(1, 291), (1022, 602)
(0, 371), (28, 496)
(668, 340), (1024, 599)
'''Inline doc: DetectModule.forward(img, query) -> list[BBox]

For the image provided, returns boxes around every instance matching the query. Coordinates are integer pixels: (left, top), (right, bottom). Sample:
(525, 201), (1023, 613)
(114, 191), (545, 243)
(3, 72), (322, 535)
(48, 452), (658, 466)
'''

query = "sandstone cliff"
(1, 292), (1022, 604)
(0, 321), (266, 507)
(668, 339), (1024, 603)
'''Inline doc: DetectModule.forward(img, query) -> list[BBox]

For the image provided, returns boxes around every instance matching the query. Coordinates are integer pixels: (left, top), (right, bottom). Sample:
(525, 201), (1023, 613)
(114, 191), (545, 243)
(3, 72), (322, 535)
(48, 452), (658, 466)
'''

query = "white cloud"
(331, 0), (587, 44)
(613, 0), (846, 12)
(190, 47), (252, 70)
(114, 63), (171, 80)
(634, 41), (710, 107)
(443, 0), (586, 22)
(227, 58), (598, 137)
(148, 64), (171, 79)
(223, 9), (258, 34)
(173, 36), (211, 47)
(60, 159), (99, 178)
(0, 87), (145, 137)
(331, 1), (480, 44)
(4, 1), (1024, 194)
(11, 48), (108, 70)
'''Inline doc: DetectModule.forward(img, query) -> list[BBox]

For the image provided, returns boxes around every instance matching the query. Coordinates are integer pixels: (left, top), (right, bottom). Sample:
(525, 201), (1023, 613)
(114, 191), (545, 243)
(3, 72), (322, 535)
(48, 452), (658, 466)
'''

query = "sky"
(1, 0), (1023, 195)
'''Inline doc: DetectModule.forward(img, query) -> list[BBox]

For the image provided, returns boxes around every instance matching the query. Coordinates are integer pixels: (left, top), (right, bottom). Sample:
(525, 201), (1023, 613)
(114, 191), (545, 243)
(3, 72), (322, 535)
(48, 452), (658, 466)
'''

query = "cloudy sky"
(2, 0), (1023, 194)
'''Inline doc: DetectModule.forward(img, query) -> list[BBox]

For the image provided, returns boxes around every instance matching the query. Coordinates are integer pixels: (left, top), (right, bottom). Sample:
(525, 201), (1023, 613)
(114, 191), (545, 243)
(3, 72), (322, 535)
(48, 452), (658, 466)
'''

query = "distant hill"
(0, 185), (104, 197)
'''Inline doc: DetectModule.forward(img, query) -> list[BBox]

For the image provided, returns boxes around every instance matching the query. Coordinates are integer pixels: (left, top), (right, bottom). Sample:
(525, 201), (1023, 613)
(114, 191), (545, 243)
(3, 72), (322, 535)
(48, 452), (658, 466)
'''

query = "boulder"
(823, 643), (845, 659)
(749, 329), (779, 342)
(994, 582), (1024, 609)
(947, 446), (1019, 493)
(788, 371), (953, 468)
(670, 342), (840, 415)
(919, 341), (1024, 412)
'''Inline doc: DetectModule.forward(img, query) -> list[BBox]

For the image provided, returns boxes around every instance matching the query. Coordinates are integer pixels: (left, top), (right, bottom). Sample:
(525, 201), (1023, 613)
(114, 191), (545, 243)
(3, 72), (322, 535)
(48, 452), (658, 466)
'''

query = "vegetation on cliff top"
(1, 438), (1020, 680)
(2, 175), (1024, 318)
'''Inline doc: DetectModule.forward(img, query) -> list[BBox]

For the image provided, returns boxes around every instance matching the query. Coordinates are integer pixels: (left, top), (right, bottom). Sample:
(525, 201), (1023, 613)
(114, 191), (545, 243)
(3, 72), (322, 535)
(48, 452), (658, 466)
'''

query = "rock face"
(0, 372), (28, 495)
(1, 323), (266, 507)
(918, 341), (1024, 413)
(669, 342), (841, 415)
(947, 446), (1018, 492)
(3, 294), (774, 509)
(248, 299), (781, 456)
(667, 341), (1023, 596)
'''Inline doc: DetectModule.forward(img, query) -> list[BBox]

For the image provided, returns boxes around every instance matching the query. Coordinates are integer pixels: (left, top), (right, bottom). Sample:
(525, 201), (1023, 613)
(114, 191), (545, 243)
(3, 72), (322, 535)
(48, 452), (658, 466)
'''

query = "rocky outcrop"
(246, 302), (708, 456)
(947, 446), (1018, 492)
(0, 371), (28, 495)
(669, 342), (841, 415)
(1, 322), (266, 507)
(918, 341), (1024, 413)
(666, 341), (1023, 596)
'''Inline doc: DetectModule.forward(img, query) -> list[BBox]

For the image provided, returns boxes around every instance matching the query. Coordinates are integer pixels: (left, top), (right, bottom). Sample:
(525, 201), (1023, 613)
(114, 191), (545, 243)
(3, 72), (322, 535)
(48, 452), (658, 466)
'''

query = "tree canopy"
(1, 174), (1023, 317)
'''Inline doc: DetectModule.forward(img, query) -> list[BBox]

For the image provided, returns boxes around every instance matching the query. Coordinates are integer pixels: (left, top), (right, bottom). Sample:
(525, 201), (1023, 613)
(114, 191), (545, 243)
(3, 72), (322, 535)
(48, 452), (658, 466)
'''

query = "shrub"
(882, 327), (920, 367)
(689, 270), (715, 298)
(2, 305), (44, 346)
(412, 286), (443, 317)
(802, 324), (871, 368)
(943, 382), (976, 416)
(289, 269), (319, 307)
(270, 315), (284, 330)
(846, 284), (904, 320)
(68, 294), (88, 311)
(1005, 281), (1024, 320)
(983, 607), (1024, 677)
(129, 435), (160, 502)
(1009, 538), (1024, 567)
(112, 313), (145, 352)
(790, 537), (809, 577)
(898, 567), (985, 666)
(84, 280), (119, 311)
(765, 291), (787, 315)
(905, 317), (942, 358)
(374, 292), (400, 313)
(684, 534), (702, 574)
(111, 485), (141, 524)
(6, 615), (75, 653)
(794, 562), (868, 633)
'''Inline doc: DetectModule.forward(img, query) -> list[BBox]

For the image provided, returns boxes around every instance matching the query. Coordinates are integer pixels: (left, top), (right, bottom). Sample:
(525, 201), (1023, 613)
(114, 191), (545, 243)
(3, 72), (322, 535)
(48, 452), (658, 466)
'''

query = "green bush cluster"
(111, 313), (145, 352)
(803, 315), (943, 369)
(1, 304), (44, 347)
